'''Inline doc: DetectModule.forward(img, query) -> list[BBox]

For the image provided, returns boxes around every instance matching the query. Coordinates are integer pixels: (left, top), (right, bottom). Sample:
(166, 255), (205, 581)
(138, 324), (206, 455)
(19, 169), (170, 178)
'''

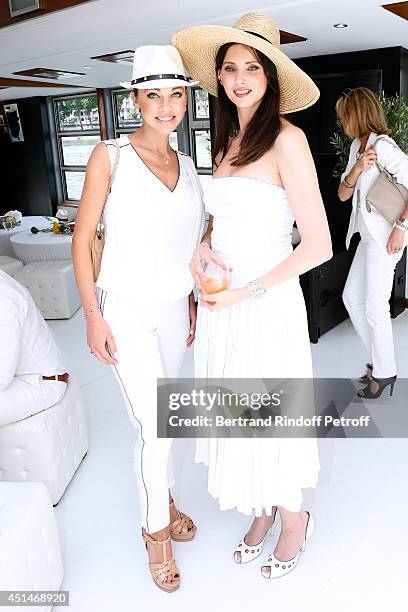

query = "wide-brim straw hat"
(120, 44), (198, 90)
(172, 12), (319, 114)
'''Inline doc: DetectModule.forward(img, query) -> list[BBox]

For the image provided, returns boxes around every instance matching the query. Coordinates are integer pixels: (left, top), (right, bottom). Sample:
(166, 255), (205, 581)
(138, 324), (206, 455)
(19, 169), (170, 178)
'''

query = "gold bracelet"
(247, 278), (266, 298)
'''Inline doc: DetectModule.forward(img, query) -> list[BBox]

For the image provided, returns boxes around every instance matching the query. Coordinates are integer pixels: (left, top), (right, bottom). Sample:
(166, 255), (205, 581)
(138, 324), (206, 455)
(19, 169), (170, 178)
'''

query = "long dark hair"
(213, 43), (282, 168)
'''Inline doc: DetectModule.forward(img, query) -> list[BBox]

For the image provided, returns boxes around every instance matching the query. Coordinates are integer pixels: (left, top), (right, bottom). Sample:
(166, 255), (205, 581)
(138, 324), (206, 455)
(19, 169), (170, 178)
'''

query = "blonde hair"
(335, 87), (389, 139)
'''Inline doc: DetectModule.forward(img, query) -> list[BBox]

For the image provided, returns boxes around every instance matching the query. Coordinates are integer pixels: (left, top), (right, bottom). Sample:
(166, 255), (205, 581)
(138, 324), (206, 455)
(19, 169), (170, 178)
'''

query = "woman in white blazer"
(336, 87), (408, 399)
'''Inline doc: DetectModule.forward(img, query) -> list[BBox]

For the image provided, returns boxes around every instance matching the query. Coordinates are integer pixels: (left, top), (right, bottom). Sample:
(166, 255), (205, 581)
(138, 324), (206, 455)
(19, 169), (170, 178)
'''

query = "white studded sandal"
(261, 511), (314, 579)
(234, 508), (277, 564)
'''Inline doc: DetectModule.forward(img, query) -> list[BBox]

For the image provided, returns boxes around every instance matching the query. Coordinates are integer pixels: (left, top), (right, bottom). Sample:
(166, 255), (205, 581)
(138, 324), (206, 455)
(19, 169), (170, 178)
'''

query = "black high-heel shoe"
(358, 362), (373, 384)
(354, 375), (397, 400)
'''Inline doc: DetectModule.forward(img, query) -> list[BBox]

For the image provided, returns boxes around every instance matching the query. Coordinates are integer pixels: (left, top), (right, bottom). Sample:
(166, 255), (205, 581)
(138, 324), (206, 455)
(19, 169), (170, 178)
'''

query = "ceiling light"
(91, 50), (134, 65)
(83, 66), (93, 70)
(333, 23), (348, 28)
(8, 0), (42, 18)
(13, 68), (85, 80)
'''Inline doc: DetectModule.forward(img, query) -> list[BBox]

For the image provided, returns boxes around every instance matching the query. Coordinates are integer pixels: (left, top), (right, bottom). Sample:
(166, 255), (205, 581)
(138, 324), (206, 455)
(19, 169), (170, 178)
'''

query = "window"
(187, 87), (212, 189)
(192, 129), (212, 170)
(192, 88), (210, 120)
(53, 93), (101, 201)
(50, 88), (212, 202)
(112, 90), (142, 132)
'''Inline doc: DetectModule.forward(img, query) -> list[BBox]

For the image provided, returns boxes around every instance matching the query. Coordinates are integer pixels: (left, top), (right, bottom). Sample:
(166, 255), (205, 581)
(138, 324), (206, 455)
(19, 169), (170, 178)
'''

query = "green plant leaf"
(331, 91), (408, 178)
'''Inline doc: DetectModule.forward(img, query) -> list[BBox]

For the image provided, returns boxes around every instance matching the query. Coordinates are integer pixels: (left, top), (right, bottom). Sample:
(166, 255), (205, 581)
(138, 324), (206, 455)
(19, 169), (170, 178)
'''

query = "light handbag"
(91, 140), (120, 282)
(365, 135), (408, 225)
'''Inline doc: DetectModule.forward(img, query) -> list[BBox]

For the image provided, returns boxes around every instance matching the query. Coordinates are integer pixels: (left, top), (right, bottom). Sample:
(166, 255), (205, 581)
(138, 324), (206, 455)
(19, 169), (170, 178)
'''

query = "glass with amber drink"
(201, 260), (231, 295)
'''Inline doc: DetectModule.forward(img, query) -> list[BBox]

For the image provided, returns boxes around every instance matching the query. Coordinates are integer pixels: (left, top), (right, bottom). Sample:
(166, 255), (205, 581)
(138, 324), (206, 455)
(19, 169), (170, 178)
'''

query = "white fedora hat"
(173, 13), (319, 114)
(120, 44), (198, 90)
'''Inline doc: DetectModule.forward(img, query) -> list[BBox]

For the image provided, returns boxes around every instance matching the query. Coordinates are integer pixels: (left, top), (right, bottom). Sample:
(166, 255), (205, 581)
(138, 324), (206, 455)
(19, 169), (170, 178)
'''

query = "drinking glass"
(201, 260), (231, 294)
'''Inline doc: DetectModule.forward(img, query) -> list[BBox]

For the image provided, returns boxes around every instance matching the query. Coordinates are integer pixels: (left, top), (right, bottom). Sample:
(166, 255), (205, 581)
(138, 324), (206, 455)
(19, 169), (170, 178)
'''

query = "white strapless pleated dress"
(194, 177), (320, 515)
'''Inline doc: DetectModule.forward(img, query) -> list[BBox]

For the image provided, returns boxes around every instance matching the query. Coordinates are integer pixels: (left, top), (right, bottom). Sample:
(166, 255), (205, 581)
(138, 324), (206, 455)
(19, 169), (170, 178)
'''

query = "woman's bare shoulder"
(87, 141), (111, 172)
(274, 122), (308, 151)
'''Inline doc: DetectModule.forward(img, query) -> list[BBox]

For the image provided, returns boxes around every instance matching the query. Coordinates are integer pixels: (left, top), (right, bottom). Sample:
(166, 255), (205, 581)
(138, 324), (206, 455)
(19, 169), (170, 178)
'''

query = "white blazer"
(341, 131), (408, 250)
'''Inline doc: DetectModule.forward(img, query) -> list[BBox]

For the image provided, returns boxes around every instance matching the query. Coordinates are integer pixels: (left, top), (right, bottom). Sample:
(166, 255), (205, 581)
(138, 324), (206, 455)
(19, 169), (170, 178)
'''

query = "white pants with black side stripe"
(99, 289), (189, 533)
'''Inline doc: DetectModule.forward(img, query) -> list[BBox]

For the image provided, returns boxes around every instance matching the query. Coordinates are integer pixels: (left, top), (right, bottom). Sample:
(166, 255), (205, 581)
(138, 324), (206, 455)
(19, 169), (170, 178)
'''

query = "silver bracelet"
(247, 278), (266, 298)
(84, 306), (101, 318)
(393, 221), (407, 232)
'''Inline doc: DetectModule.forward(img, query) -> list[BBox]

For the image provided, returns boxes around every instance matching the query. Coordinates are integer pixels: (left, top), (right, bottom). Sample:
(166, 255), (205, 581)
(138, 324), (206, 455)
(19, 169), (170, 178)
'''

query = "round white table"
(0, 216), (56, 257)
(10, 229), (72, 263)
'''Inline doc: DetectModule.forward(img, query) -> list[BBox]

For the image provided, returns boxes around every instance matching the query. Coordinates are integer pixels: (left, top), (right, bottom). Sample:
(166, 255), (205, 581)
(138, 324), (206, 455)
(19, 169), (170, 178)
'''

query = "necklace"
(128, 135), (171, 166)
(158, 149), (172, 166)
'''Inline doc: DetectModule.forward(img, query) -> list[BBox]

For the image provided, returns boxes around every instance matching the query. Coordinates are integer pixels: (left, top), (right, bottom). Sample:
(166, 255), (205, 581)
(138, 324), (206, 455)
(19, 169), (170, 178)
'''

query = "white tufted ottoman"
(0, 377), (88, 505)
(14, 260), (80, 319)
(0, 255), (23, 277)
(0, 482), (64, 604)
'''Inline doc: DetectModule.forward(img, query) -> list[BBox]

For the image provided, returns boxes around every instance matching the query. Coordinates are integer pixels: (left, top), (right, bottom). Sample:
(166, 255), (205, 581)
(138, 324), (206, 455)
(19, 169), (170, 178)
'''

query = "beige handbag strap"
(100, 140), (120, 222)
(372, 135), (400, 176)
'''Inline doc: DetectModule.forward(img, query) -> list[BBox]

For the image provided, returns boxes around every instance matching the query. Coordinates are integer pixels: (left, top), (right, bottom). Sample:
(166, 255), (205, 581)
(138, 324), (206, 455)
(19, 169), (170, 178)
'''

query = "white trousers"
(0, 377), (67, 427)
(99, 289), (189, 533)
(342, 212), (405, 378)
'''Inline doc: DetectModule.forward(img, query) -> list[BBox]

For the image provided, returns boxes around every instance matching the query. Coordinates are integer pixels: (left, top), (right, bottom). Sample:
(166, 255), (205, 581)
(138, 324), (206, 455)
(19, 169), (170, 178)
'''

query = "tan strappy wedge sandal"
(169, 498), (197, 542)
(142, 530), (180, 592)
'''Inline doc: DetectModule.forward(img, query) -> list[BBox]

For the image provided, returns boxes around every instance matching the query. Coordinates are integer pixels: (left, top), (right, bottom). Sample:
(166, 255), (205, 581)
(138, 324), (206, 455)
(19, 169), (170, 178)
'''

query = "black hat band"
(243, 30), (272, 44)
(131, 73), (193, 85)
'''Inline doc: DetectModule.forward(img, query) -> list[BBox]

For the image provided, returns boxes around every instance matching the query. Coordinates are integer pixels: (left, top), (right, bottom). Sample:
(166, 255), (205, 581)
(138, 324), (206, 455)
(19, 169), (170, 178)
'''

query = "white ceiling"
(1, 0), (408, 101)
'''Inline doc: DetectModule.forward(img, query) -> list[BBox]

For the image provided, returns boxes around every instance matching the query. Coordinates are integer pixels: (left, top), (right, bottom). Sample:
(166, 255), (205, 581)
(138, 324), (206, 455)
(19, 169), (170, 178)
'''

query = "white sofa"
(14, 260), (81, 319)
(0, 377), (88, 505)
(0, 255), (23, 277)
(0, 482), (64, 606)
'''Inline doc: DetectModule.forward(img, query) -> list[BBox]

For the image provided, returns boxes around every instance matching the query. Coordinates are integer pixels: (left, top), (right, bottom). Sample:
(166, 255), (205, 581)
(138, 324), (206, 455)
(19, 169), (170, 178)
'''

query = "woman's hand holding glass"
(189, 242), (231, 289)
(199, 285), (248, 311)
(197, 259), (248, 311)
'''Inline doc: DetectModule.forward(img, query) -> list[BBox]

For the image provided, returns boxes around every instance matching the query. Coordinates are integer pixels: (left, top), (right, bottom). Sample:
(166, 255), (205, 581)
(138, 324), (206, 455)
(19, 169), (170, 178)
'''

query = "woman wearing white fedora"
(173, 13), (332, 579)
(72, 45), (205, 592)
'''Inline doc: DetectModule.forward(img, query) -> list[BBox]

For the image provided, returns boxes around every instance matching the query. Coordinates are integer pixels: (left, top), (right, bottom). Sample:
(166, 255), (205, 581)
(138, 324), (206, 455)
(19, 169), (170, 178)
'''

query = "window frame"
(48, 86), (213, 205)
(52, 90), (101, 202)
(191, 128), (212, 172)
(187, 86), (212, 175)
(110, 87), (142, 136)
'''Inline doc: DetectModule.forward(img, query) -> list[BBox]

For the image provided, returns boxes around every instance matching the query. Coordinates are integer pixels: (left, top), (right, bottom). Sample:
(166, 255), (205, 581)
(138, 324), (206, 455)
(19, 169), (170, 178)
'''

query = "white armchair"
(0, 377), (88, 505)
(0, 482), (64, 603)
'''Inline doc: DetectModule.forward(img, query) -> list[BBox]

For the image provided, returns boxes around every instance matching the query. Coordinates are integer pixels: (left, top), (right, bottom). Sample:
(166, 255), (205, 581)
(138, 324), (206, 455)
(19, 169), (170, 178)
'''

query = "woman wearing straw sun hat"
(72, 45), (205, 592)
(173, 13), (332, 579)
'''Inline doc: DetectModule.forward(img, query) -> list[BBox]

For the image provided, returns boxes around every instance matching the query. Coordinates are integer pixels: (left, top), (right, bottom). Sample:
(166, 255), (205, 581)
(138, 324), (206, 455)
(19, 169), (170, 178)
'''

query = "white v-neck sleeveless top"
(96, 135), (205, 302)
